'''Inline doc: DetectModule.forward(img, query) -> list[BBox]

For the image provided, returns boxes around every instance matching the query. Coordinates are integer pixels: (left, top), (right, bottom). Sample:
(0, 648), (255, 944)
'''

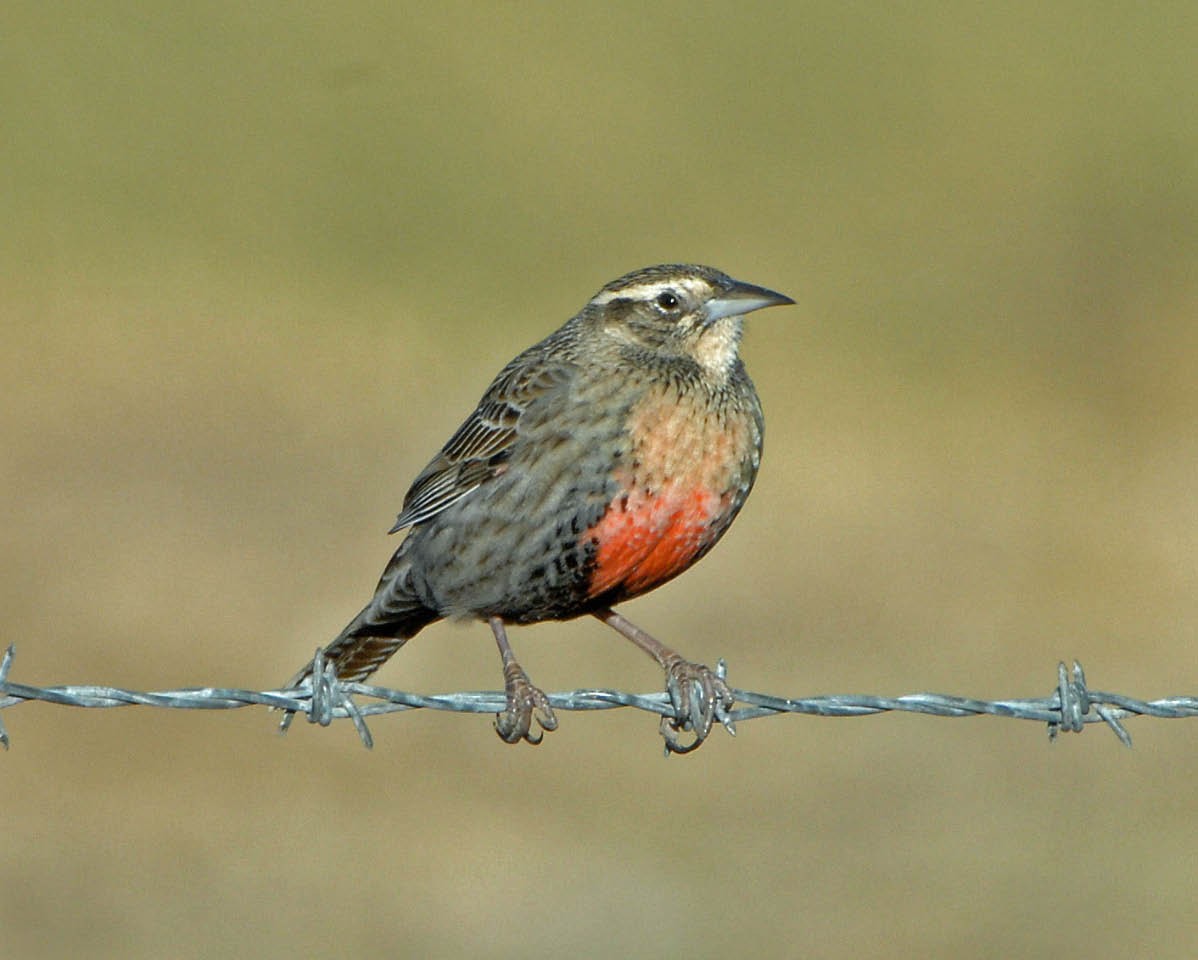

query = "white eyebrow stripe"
(590, 277), (707, 306)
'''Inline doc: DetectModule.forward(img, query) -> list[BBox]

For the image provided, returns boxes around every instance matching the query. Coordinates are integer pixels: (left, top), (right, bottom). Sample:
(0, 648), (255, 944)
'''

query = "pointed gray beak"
(705, 278), (795, 324)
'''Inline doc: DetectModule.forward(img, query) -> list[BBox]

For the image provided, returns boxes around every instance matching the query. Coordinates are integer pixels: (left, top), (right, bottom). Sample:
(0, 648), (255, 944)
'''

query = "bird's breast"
(583, 378), (762, 600)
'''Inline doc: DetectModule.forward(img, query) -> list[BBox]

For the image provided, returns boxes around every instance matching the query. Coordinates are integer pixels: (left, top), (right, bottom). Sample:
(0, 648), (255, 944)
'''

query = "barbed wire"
(2, 642), (1197, 752)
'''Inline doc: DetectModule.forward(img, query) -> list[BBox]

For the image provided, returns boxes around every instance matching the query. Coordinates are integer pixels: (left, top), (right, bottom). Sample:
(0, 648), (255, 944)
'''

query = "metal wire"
(2, 642), (1196, 751)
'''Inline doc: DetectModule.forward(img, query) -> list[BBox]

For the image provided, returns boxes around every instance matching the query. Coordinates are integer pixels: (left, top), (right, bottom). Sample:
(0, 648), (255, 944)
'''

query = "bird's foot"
(494, 660), (558, 745)
(659, 656), (735, 755)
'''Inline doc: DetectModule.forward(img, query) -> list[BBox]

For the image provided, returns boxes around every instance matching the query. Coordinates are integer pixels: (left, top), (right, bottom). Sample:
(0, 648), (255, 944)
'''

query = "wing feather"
(389, 357), (575, 532)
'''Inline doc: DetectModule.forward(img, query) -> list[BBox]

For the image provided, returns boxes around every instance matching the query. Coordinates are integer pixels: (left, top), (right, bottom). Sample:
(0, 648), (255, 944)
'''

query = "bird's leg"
(489, 617), (557, 745)
(593, 608), (734, 754)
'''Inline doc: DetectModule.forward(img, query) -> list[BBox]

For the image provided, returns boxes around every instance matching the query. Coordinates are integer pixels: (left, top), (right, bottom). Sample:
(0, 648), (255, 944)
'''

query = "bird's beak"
(705, 279), (795, 325)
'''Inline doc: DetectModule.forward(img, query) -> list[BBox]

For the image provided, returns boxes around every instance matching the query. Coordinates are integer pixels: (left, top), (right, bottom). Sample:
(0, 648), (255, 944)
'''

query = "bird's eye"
(656, 291), (680, 310)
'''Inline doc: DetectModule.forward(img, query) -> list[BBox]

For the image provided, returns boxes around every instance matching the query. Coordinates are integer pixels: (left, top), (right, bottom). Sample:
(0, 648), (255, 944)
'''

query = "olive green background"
(4, 3), (1197, 957)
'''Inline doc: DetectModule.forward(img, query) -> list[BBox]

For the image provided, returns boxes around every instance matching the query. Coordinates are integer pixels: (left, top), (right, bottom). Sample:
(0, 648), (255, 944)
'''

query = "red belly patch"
(585, 483), (729, 598)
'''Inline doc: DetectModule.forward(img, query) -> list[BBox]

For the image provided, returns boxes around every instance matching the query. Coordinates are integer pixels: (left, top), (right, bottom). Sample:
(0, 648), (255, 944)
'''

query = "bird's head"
(583, 264), (794, 378)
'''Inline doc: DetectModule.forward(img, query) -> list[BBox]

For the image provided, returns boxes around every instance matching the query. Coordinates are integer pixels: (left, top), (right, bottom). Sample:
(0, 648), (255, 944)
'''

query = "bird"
(282, 263), (794, 752)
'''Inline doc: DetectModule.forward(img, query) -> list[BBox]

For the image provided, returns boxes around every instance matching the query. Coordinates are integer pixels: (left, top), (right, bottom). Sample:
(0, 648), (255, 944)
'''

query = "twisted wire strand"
(3, 643), (1196, 751)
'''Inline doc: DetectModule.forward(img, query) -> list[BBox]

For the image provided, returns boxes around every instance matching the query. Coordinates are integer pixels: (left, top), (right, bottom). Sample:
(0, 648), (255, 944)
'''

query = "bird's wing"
(389, 358), (575, 531)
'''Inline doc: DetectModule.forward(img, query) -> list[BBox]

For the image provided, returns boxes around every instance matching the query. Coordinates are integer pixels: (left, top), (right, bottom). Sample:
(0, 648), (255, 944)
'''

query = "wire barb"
(1047, 660), (1133, 747)
(0, 644), (14, 750)
(1, 646), (1195, 751)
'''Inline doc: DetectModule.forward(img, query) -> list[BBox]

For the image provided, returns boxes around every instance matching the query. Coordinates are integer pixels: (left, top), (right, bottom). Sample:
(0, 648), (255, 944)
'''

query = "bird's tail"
(285, 610), (438, 691)
(284, 549), (440, 690)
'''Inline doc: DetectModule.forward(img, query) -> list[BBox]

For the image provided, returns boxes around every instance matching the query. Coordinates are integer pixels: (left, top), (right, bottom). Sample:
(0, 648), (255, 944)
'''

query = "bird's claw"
(494, 663), (558, 745)
(660, 657), (735, 755)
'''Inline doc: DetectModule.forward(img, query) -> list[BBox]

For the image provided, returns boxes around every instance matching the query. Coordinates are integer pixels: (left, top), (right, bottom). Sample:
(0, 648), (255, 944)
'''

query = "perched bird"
(283, 264), (794, 752)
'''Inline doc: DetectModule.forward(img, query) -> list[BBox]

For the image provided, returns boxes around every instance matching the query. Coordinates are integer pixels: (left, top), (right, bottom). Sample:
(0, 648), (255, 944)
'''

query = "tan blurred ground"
(4, 3), (1198, 957)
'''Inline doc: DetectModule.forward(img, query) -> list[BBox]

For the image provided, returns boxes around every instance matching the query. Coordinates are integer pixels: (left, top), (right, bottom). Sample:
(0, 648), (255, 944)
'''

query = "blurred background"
(4, 3), (1197, 956)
